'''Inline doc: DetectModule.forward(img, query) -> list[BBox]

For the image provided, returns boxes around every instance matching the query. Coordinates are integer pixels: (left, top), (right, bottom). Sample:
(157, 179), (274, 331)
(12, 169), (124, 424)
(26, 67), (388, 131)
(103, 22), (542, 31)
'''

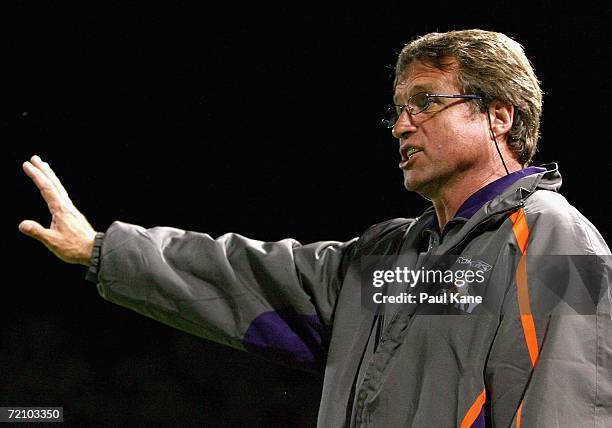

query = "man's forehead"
(393, 84), (434, 104)
(393, 60), (459, 102)
(395, 82), (437, 93)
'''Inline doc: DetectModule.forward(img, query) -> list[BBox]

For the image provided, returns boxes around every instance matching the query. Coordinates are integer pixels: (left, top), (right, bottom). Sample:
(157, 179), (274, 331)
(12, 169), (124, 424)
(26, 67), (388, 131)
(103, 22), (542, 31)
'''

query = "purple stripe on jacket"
(472, 406), (486, 428)
(243, 308), (331, 373)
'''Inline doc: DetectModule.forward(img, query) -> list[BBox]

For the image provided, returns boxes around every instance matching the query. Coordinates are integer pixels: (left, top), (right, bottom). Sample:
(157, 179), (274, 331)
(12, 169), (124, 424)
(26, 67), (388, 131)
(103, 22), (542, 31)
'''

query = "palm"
(19, 156), (97, 266)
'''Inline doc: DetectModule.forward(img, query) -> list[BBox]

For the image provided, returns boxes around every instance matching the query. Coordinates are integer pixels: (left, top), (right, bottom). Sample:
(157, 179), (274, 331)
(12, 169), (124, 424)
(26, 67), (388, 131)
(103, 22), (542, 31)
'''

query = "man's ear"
(487, 100), (514, 141)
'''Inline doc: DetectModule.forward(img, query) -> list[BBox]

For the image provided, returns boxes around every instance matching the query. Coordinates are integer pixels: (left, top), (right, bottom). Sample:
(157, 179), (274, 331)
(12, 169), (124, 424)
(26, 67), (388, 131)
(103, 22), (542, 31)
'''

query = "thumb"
(18, 220), (50, 242)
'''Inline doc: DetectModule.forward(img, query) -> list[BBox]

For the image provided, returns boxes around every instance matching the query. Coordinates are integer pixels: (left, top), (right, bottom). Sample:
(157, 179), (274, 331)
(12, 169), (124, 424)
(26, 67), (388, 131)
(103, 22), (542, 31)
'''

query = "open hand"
(19, 155), (97, 266)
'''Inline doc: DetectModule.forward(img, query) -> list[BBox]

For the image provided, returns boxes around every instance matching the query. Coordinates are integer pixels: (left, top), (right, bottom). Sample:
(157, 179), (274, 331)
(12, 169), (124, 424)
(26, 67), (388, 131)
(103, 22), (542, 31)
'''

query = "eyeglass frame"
(382, 92), (484, 128)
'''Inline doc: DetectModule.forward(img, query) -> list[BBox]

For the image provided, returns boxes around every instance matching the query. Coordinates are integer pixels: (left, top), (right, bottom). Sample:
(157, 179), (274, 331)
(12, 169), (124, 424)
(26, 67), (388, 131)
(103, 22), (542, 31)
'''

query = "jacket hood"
(532, 163), (562, 192)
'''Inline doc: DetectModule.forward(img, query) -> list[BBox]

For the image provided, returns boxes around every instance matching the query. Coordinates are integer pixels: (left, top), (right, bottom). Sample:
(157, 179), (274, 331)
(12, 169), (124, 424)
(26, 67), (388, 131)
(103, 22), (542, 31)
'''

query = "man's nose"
(391, 109), (417, 139)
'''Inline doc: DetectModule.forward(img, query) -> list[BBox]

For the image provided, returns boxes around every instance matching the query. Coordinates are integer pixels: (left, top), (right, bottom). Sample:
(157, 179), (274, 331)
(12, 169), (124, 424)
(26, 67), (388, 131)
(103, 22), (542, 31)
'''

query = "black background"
(4, 2), (611, 426)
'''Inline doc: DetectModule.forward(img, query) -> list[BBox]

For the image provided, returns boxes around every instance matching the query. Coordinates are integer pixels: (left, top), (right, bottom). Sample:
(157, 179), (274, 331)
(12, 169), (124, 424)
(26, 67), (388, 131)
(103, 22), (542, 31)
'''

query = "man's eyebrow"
(393, 84), (435, 104)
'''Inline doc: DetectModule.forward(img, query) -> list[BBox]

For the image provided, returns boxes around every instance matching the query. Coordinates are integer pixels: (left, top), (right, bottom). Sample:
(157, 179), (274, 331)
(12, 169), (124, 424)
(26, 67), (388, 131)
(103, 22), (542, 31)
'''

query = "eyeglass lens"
(382, 92), (432, 128)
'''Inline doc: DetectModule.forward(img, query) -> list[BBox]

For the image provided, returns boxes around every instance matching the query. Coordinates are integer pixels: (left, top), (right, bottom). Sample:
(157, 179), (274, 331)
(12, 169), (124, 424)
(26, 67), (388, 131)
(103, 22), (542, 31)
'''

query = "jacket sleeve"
(485, 193), (612, 427)
(92, 221), (358, 373)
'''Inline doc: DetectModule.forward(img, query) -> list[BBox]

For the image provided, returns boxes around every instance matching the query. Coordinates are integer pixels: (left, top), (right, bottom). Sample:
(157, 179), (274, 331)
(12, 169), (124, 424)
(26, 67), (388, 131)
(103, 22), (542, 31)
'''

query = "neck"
(430, 161), (521, 230)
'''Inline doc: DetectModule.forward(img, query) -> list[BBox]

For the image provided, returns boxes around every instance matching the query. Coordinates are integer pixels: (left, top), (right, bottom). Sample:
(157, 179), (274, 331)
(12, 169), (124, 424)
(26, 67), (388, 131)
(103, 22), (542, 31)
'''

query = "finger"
(18, 220), (62, 258)
(18, 219), (52, 243)
(22, 161), (64, 213)
(30, 155), (72, 203)
(31, 155), (71, 201)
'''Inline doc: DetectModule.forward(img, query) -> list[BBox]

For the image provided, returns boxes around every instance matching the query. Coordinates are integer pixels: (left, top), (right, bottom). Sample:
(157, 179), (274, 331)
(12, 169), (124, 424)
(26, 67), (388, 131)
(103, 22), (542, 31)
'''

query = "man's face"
(393, 59), (491, 198)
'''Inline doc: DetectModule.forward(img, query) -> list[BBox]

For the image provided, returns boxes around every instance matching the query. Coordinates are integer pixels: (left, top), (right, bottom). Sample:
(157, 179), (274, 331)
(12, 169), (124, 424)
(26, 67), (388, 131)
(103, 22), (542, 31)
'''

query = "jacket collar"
(421, 163), (561, 233)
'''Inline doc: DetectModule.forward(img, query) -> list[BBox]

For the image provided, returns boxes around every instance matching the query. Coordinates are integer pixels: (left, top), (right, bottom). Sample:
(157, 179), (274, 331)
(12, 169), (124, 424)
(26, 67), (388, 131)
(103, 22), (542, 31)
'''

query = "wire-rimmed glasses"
(382, 92), (484, 128)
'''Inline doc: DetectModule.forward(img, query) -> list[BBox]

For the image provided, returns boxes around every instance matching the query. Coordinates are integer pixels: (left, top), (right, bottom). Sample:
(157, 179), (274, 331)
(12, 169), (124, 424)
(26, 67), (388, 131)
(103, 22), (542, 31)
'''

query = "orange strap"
(509, 209), (529, 254)
(509, 208), (540, 427)
(460, 388), (486, 428)
(516, 402), (524, 428)
(516, 256), (539, 367)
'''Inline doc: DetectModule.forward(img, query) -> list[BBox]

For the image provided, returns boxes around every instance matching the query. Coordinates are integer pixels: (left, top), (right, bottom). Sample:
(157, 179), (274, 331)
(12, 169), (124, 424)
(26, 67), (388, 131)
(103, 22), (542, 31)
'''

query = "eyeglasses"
(382, 92), (484, 128)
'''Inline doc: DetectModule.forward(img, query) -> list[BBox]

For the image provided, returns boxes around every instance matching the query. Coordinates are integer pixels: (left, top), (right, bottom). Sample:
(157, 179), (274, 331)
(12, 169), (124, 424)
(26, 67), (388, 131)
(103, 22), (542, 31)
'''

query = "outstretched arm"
(19, 155), (357, 372)
(19, 155), (97, 265)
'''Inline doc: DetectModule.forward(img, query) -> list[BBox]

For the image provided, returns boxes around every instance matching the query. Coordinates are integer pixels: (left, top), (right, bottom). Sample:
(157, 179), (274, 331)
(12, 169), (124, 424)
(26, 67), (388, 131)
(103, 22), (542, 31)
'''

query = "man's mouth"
(400, 147), (423, 167)
(405, 147), (422, 160)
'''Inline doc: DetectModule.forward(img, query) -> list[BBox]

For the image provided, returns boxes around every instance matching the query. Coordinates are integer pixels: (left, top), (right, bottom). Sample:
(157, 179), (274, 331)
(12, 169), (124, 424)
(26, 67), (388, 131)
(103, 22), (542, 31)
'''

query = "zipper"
(375, 313), (385, 349)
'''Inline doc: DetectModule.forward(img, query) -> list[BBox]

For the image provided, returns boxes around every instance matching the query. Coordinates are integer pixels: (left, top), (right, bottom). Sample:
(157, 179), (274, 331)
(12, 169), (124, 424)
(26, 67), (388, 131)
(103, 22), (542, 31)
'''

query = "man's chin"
(403, 179), (417, 192)
(403, 173), (435, 197)
(403, 179), (425, 195)
(403, 172), (422, 192)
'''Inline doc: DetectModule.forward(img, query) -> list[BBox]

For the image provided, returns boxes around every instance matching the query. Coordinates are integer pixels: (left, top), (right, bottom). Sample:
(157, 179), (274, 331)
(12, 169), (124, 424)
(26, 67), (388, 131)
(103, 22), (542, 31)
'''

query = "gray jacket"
(88, 164), (611, 427)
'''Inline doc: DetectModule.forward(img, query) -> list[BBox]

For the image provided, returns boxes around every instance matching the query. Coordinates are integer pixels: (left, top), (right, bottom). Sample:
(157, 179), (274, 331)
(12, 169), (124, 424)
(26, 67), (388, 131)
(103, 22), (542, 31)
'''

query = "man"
(20, 30), (611, 427)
